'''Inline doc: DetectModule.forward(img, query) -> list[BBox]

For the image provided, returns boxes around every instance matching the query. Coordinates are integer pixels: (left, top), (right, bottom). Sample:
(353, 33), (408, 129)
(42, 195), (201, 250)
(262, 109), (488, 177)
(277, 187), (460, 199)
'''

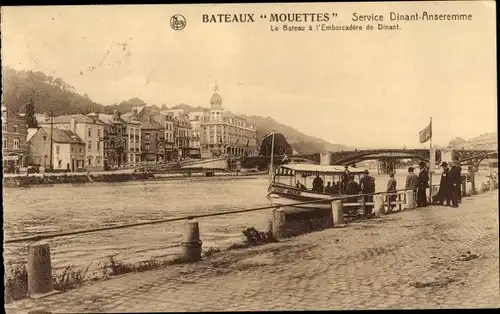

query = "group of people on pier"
(296, 160), (462, 211)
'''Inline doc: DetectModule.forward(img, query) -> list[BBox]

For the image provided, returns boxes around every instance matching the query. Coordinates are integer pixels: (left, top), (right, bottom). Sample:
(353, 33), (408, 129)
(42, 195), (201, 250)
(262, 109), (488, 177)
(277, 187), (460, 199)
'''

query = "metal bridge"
(240, 148), (497, 170)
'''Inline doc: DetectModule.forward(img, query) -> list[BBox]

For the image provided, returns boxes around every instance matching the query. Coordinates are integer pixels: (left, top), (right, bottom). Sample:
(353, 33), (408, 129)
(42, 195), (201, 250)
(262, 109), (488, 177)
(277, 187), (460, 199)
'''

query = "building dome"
(210, 81), (223, 109)
(210, 92), (222, 108)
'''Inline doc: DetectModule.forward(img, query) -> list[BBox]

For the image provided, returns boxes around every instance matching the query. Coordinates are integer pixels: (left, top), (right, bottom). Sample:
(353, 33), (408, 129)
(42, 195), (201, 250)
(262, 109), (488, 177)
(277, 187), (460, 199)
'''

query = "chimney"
(70, 117), (76, 133)
(132, 107), (138, 115)
(113, 109), (120, 120)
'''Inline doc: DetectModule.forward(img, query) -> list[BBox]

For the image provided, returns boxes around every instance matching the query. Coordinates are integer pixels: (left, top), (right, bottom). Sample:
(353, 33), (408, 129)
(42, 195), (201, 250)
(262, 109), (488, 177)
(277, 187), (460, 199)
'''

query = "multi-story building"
(28, 127), (85, 171)
(150, 112), (175, 162)
(126, 116), (142, 165)
(200, 84), (258, 158)
(140, 117), (165, 164)
(38, 113), (105, 170)
(98, 111), (128, 167)
(188, 110), (203, 159)
(174, 113), (192, 160)
(1, 104), (28, 173)
(122, 106), (166, 164)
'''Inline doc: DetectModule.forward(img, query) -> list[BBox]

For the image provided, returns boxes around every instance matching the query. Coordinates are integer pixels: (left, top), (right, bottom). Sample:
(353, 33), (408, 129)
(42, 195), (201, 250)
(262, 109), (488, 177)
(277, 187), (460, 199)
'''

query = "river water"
(3, 170), (491, 274)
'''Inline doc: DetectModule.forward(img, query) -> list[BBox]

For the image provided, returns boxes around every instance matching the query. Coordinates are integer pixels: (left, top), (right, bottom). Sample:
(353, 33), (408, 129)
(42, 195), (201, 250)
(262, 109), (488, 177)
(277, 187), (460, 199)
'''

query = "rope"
(3, 188), (410, 244)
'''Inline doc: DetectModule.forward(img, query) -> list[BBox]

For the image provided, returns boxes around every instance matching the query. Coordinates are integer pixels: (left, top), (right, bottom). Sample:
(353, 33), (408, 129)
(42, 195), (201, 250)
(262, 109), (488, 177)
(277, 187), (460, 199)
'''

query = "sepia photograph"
(2, 1), (498, 312)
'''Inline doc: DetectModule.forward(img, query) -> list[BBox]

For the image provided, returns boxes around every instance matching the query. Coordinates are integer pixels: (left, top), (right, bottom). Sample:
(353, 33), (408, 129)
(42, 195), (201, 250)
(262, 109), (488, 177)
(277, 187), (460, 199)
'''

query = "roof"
(278, 163), (366, 175)
(27, 128), (39, 142)
(98, 114), (126, 124)
(140, 119), (163, 129)
(37, 127), (84, 144)
(39, 114), (105, 125)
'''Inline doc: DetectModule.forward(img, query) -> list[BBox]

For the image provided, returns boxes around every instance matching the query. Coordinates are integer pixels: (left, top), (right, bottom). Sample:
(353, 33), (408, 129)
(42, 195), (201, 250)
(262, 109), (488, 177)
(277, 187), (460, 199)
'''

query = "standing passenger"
(346, 175), (361, 203)
(387, 172), (397, 210)
(359, 170), (376, 214)
(312, 173), (324, 192)
(417, 161), (429, 207)
(438, 162), (454, 207)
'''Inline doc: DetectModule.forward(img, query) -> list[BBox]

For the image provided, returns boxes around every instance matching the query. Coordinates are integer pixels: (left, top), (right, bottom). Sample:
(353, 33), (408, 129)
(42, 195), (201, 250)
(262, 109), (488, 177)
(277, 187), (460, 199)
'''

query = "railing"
(4, 188), (411, 245)
(5, 184), (458, 299)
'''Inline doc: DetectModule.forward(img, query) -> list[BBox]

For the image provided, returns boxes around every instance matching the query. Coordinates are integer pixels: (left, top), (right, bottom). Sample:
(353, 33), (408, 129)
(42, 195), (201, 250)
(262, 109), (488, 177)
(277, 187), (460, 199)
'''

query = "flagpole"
(429, 117), (433, 203)
(269, 129), (275, 184)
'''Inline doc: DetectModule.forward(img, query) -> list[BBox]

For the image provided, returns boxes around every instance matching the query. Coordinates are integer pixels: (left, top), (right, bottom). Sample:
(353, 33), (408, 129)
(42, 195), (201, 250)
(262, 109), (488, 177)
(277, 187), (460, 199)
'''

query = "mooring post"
(405, 190), (416, 210)
(27, 241), (60, 299)
(489, 176), (496, 191)
(398, 193), (403, 211)
(468, 167), (476, 194)
(360, 195), (368, 218)
(331, 200), (344, 226)
(272, 208), (286, 239)
(373, 194), (386, 216)
(181, 220), (202, 262)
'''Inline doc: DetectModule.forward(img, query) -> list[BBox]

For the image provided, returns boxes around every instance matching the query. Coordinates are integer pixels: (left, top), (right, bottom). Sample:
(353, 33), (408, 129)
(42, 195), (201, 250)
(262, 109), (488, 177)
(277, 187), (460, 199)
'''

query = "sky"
(1, 2), (497, 148)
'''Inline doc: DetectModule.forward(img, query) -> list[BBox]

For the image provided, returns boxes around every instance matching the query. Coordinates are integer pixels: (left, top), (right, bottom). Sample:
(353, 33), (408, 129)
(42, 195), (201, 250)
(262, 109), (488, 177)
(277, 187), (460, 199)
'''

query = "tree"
(259, 133), (293, 156)
(25, 96), (38, 128)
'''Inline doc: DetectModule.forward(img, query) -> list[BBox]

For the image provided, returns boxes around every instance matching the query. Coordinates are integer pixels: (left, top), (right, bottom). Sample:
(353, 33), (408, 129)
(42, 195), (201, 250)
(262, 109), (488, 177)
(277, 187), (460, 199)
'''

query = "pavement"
(6, 191), (500, 313)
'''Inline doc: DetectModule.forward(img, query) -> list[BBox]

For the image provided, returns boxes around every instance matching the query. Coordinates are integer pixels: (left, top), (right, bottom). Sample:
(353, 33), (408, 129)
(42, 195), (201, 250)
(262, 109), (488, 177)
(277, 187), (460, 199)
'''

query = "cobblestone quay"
(6, 191), (499, 313)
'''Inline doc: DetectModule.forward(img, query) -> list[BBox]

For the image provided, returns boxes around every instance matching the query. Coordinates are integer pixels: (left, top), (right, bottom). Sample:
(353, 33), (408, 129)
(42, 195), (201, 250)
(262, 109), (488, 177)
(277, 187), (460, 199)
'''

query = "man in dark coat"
(449, 162), (462, 207)
(417, 161), (429, 207)
(438, 161), (454, 207)
(345, 175), (361, 203)
(359, 169), (375, 214)
(312, 173), (324, 192)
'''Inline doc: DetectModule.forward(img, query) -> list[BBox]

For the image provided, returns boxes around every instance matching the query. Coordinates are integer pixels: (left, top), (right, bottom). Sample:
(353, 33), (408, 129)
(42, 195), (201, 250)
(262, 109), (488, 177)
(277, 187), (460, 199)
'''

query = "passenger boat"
(266, 163), (366, 209)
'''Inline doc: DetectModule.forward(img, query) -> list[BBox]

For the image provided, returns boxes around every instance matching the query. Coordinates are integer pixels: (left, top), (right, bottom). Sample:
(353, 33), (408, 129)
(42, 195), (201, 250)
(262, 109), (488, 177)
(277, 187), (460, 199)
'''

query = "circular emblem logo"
(170, 14), (186, 31)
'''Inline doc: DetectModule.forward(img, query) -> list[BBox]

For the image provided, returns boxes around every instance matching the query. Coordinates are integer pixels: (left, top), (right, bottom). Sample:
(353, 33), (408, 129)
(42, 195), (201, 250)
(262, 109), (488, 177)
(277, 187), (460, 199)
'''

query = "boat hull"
(267, 185), (337, 209)
(182, 158), (228, 170)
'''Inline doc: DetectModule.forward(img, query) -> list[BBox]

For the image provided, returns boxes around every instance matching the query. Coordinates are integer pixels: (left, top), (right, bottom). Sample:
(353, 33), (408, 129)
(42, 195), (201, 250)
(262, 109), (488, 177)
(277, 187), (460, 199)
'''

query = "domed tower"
(210, 81), (223, 110)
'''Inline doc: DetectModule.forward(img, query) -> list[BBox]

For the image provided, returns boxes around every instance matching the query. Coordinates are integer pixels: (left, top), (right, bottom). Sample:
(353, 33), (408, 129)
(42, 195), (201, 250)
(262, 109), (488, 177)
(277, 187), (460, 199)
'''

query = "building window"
(58, 160), (62, 168)
(71, 147), (74, 152)
(56, 146), (60, 154)
(145, 144), (150, 150)
(2, 139), (6, 149)
(13, 138), (19, 149)
(88, 141), (92, 151)
(96, 156), (101, 165)
(2, 124), (7, 132)
(79, 148), (83, 153)
(88, 128), (92, 137)
(43, 135), (47, 141)
(13, 124), (19, 133)
(97, 129), (101, 137)
(145, 133), (150, 141)
(97, 141), (101, 151)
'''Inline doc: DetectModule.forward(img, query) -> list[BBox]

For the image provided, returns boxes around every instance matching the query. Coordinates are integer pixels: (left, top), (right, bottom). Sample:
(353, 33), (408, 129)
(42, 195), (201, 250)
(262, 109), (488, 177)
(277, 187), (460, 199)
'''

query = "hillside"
(447, 132), (497, 150)
(2, 67), (347, 154)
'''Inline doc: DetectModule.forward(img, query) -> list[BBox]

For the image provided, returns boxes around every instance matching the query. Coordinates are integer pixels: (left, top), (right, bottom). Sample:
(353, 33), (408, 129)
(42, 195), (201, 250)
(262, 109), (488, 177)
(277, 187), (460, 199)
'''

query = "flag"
(419, 121), (432, 143)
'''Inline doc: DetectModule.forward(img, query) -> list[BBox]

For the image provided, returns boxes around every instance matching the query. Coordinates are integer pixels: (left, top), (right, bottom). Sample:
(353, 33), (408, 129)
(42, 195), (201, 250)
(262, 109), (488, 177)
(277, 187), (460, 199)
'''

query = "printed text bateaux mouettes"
(202, 13), (333, 23)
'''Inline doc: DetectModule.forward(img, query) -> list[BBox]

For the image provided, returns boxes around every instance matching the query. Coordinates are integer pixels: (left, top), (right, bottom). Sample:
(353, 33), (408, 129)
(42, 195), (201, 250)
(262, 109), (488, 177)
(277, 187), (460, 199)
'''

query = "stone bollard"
(405, 190), (416, 210)
(489, 177), (497, 191)
(181, 220), (202, 262)
(27, 242), (60, 299)
(272, 208), (286, 239)
(331, 200), (345, 226)
(373, 194), (386, 216)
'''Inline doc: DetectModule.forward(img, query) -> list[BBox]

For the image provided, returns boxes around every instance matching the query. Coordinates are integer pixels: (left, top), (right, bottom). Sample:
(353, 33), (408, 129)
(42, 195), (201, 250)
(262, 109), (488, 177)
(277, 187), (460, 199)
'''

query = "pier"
(5, 189), (499, 312)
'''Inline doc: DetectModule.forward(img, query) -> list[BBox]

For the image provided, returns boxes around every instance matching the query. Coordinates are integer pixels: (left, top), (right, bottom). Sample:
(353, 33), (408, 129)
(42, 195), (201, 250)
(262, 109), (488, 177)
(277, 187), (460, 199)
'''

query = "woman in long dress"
(387, 172), (397, 210)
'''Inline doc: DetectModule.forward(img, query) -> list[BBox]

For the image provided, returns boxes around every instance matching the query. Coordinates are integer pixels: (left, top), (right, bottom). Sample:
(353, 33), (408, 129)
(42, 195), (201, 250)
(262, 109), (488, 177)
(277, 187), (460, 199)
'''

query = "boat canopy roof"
(276, 163), (366, 175)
